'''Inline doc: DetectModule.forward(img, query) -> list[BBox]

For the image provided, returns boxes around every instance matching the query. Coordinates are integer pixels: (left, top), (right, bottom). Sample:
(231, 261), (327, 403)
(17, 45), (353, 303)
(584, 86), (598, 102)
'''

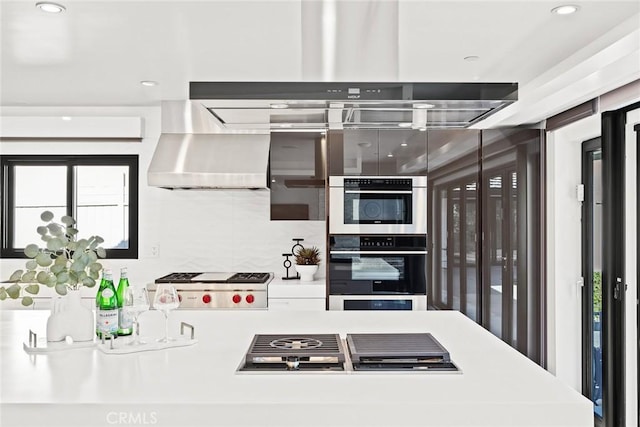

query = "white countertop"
(0, 309), (591, 427)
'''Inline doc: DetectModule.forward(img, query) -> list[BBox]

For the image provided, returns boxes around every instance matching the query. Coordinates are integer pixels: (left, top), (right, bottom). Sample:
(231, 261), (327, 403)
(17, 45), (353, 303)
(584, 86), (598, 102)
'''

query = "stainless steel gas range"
(148, 272), (273, 309)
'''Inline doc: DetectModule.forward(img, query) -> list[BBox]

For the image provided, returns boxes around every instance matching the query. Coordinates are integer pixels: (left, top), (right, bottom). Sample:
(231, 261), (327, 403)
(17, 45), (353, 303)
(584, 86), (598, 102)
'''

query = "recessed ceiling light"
(419, 128), (427, 132)
(36, 2), (65, 13)
(464, 56), (480, 62)
(400, 143), (408, 147)
(551, 5), (579, 14)
(398, 123), (412, 128)
(387, 153), (394, 158)
(61, 116), (71, 121)
(140, 80), (158, 87)
(270, 103), (289, 109)
(414, 103), (435, 109)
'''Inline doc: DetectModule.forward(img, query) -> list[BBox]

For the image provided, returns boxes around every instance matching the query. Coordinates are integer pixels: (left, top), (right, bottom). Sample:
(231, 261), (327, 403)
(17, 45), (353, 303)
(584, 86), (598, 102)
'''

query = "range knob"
(177, 294), (182, 302)
(232, 294), (242, 304)
(202, 294), (212, 304)
(246, 294), (255, 304)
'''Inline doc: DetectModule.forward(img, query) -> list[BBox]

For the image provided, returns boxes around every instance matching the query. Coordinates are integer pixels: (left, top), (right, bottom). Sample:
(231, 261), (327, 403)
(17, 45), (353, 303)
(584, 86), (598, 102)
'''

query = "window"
(1, 155), (138, 259)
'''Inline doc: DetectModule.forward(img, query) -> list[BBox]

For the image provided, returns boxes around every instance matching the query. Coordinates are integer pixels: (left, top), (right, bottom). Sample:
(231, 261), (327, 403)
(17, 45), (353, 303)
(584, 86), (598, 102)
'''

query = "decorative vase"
(295, 264), (318, 282)
(46, 289), (94, 343)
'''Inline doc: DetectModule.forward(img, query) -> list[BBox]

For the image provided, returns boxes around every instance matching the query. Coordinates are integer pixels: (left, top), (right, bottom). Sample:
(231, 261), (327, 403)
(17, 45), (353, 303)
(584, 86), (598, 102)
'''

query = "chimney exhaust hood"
(147, 101), (271, 190)
(148, 82), (517, 189)
(190, 82), (518, 131)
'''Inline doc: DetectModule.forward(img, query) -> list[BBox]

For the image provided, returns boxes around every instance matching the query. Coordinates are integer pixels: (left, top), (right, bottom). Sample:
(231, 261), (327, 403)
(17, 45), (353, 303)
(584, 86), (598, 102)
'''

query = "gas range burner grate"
(249, 334), (343, 356)
(269, 337), (323, 351)
(240, 334), (347, 372)
(155, 272), (203, 283)
(227, 273), (271, 283)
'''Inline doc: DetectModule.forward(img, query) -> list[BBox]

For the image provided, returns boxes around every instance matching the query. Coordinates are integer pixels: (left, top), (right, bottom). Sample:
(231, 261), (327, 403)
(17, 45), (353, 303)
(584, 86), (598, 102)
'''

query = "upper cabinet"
(328, 129), (428, 176)
(270, 132), (326, 221)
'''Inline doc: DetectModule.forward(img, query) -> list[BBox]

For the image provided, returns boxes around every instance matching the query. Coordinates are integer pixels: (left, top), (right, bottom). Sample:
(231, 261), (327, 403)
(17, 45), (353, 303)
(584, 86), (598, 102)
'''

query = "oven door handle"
(330, 250), (428, 255)
(344, 190), (413, 194)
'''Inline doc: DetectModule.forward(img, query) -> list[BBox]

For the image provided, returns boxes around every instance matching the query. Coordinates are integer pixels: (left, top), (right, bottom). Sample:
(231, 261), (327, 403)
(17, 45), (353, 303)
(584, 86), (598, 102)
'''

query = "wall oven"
(329, 176), (427, 234)
(328, 235), (427, 310)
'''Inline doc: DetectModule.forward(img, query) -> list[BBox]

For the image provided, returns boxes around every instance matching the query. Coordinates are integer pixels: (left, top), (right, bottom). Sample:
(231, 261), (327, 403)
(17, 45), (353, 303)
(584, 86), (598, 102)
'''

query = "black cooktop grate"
(227, 272), (271, 283)
(246, 334), (345, 359)
(347, 333), (451, 362)
(155, 272), (271, 284)
(155, 272), (203, 283)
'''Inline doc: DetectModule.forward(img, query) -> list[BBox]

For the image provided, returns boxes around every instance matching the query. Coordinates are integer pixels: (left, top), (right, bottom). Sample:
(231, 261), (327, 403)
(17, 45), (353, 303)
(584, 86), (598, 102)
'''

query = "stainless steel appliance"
(238, 334), (347, 372)
(148, 272), (273, 309)
(328, 235), (427, 310)
(149, 82), (518, 189)
(329, 176), (427, 234)
(237, 332), (459, 372)
(346, 333), (458, 371)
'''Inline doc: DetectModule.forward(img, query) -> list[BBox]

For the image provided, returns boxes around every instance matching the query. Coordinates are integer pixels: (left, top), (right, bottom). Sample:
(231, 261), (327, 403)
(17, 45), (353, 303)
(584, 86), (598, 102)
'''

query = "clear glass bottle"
(116, 267), (133, 336)
(96, 269), (118, 338)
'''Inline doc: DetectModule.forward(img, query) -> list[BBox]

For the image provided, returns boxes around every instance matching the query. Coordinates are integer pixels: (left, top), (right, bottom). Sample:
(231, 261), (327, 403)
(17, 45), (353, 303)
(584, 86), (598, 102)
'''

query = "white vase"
(46, 289), (94, 343)
(295, 264), (319, 282)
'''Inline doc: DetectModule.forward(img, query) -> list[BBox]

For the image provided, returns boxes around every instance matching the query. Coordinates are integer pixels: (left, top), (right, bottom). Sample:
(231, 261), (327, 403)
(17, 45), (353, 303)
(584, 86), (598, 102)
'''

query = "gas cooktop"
(238, 333), (460, 373)
(240, 334), (346, 372)
(155, 272), (272, 284)
(149, 272), (273, 309)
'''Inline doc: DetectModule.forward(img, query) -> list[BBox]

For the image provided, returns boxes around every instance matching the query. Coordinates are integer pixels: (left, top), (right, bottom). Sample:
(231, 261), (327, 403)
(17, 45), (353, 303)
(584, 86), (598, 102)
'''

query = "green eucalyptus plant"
(0, 210), (106, 306)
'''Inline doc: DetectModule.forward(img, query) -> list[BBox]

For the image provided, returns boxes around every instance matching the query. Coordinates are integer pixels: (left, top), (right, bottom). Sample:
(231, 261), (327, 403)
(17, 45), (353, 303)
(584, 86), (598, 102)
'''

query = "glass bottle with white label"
(116, 267), (133, 336)
(96, 269), (118, 338)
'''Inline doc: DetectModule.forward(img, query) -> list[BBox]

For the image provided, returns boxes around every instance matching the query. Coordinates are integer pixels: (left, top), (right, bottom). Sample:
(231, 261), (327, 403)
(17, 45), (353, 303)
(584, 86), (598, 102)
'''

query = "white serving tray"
(97, 335), (198, 354)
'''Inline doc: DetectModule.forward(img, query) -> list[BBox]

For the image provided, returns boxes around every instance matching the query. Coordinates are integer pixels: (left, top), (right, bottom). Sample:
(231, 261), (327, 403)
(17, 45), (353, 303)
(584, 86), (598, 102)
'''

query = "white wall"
(547, 108), (639, 426)
(0, 106), (327, 290)
(546, 115), (600, 390)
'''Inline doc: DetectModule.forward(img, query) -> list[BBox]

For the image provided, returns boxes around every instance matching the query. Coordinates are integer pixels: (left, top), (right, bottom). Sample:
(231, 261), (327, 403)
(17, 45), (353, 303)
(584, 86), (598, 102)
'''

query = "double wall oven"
(328, 176), (428, 310)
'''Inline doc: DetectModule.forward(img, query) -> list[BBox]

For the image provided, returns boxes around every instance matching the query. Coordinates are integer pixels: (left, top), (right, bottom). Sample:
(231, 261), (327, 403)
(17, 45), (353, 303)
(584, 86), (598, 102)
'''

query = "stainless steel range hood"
(148, 101), (270, 189)
(148, 82), (517, 189)
(190, 82), (518, 130)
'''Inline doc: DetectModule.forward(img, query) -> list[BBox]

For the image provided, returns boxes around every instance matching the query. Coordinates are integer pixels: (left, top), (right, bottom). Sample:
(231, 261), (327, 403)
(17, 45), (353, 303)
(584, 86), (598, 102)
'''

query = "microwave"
(329, 176), (427, 234)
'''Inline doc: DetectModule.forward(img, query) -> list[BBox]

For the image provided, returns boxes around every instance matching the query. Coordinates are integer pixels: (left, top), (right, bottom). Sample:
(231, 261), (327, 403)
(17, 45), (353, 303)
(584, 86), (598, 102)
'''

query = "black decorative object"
(281, 253), (297, 280)
(282, 238), (305, 280)
(291, 238), (305, 255)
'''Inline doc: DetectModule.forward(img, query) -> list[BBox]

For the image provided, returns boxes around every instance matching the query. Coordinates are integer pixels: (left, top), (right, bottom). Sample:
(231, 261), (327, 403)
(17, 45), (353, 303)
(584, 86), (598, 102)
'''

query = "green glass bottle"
(96, 269), (118, 338)
(116, 267), (133, 336)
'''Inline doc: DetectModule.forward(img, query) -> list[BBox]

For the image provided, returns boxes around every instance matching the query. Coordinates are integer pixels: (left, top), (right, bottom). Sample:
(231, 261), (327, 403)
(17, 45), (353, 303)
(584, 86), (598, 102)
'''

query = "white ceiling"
(1, 0), (639, 127)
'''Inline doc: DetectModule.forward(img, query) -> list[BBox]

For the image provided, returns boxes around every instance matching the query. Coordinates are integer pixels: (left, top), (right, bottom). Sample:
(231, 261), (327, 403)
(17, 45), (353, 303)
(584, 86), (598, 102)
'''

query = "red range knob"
(202, 294), (212, 304)
(177, 294), (182, 302)
(232, 294), (242, 304)
(246, 294), (255, 304)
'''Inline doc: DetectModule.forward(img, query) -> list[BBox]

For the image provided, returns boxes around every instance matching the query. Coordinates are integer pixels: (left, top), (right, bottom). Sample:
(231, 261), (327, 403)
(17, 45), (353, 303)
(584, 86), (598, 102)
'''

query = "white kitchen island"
(0, 309), (591, 427)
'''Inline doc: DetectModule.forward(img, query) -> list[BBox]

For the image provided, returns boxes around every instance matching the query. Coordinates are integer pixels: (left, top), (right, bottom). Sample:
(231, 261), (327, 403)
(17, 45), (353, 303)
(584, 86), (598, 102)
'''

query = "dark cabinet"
(328, 129), (428, 176)
(269, 132), (326, 220)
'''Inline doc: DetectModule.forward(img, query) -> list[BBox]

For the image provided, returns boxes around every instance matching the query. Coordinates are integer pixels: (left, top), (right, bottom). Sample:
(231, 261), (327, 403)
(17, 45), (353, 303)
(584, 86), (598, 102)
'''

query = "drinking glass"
(123, 286), (150, 346)
(152, 284), (180, 343)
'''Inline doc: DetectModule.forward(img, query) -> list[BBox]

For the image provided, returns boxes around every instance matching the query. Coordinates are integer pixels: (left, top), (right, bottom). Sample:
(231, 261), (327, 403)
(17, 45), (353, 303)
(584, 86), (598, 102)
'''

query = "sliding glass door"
(433, 180), (480, 321)
(430, 128), (543, 364)
(582, 137), (604, 423)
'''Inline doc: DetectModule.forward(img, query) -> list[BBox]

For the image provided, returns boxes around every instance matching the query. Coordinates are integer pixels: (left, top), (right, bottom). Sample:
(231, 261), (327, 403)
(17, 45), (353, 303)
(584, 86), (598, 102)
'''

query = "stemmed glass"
(152, 284), (180, 343)
(122, 286), (150, 346)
